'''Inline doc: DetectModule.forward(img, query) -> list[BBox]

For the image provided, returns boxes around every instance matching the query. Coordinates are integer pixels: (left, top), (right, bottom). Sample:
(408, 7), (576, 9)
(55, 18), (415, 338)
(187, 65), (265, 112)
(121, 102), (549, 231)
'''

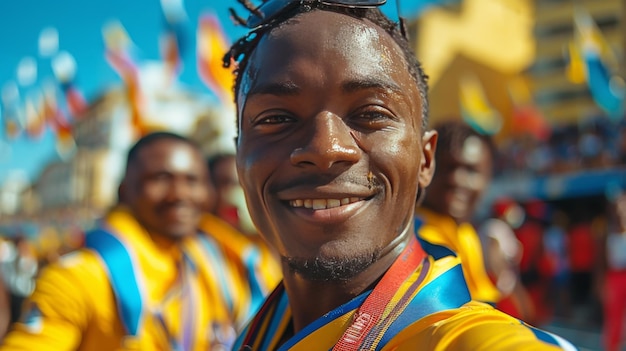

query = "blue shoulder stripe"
(528, 325), (578, 350)
(377, 263), (471, 349)
(85, 228), (143, 336)
(414, 217), (457, 259)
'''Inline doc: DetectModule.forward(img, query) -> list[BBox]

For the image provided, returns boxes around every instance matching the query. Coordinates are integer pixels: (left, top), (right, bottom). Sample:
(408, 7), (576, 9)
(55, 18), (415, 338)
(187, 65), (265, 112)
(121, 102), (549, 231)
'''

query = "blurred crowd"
(497, 116), (626, 176)
(0, 224), (85, 324)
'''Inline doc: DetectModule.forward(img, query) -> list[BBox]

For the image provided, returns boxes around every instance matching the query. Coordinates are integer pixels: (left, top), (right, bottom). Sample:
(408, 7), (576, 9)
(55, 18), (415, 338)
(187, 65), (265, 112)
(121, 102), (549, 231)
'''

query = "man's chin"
(283, 251), (379, 282)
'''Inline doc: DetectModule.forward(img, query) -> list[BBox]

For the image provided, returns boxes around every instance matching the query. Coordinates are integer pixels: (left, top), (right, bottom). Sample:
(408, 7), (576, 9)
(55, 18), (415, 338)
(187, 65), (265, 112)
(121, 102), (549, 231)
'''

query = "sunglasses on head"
(240, 0), (395, 29)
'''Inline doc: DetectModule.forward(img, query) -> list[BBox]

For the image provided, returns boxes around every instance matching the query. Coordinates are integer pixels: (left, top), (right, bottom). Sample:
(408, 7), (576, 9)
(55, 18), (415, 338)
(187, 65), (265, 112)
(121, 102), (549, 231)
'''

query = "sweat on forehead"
(240, 11), (406, 94)
(226, 5), (430, 128)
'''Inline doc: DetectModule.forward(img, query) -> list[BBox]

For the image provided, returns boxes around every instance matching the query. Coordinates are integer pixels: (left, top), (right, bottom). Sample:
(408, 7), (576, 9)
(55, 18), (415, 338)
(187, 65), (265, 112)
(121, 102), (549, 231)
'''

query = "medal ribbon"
(332, 236), (426, 351)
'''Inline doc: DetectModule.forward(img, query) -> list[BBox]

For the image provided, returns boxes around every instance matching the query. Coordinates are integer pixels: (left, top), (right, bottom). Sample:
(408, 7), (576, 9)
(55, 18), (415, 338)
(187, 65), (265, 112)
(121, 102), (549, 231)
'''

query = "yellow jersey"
(198, 213), (282, 327)
(234, 249), (576, 350)
(415, 208), (501, 304)
(0, 207), (249, 351)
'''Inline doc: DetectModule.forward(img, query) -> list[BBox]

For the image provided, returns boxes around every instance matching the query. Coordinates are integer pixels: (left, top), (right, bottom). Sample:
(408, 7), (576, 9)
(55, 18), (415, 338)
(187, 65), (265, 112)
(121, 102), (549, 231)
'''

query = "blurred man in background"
(416, 120), (502, 304)
(202, 152), (281, 322)
(0, 131), (257, 350)
(207, 153), (257, 235)
(415, 120), (535, 322)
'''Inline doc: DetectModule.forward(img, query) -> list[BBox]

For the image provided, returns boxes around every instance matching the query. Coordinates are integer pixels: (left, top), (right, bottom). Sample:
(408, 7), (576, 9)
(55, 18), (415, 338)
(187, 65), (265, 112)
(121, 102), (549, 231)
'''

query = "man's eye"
(253, 112), (297, 127)
(351, 109), (395, 128)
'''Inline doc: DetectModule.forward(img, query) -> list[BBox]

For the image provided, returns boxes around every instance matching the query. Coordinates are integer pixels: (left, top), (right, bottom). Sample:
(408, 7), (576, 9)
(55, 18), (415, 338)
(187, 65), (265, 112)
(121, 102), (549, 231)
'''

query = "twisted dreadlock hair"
(223, 0), (430, 129)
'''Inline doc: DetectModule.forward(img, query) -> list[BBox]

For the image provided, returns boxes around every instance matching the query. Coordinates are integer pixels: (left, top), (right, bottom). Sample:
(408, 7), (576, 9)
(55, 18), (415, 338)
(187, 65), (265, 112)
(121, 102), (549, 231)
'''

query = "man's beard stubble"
(282, 249), (381, 282)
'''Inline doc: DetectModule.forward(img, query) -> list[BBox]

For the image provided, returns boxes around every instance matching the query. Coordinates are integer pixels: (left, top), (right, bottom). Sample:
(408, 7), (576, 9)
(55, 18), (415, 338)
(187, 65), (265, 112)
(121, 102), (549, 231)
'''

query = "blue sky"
(0, 0), (441, 186)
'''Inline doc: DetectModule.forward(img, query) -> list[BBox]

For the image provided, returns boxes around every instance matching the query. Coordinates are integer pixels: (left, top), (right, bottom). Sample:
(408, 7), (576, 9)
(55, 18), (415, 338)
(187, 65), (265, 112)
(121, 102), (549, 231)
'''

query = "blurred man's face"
(235, 10), (435, 281)
(122, 139), (212, 240)
(423, 135), (492, 223)
(211, 155), (256, 234)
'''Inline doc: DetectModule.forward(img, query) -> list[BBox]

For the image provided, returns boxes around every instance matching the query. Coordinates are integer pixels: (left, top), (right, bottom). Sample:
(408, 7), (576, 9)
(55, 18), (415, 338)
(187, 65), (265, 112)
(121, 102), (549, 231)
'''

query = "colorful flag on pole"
(52, 51), (88, 120)
(508, 76), (551, 141)
(24, 94), (46, 138)
(1, 82), (23, 139)
(60, 82), (88, 119)
(196, 13), (235, 107)
(159, 0), (187, 83)
(103, 20), (147, 137)
(459, 74), (502, 135)
(565, 40), (586, 85)
(572, 7), (625, 121)
(42, 82), (76, 157)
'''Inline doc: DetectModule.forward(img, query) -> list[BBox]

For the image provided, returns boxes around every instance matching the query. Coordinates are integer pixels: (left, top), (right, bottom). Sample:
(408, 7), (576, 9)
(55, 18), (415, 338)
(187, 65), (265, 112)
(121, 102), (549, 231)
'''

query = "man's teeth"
(290, 197), (361, 209)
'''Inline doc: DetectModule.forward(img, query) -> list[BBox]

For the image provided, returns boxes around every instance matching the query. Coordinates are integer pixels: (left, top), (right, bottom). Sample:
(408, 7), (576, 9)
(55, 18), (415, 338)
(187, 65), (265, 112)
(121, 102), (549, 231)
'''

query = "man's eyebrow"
(342, 78), (403, 94)
(248, 81), (300, 96)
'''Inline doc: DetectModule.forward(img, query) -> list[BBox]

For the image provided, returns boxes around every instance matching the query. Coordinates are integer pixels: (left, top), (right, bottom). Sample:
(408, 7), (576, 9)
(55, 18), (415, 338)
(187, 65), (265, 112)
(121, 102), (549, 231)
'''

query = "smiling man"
(0, 132), (254, 350)
(226, 1), (576, 350)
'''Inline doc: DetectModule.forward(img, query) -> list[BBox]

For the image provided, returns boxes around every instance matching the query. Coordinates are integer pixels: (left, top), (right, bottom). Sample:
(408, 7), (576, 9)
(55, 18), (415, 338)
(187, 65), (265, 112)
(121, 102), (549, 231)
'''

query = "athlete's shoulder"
(390, 302), (577, 351)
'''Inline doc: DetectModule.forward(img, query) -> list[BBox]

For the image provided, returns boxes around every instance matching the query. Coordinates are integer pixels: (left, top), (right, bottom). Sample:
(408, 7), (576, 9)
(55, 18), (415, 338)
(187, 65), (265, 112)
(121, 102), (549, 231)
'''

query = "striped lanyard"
(332, 236), (427, 351)
(155, 254), (197, 351)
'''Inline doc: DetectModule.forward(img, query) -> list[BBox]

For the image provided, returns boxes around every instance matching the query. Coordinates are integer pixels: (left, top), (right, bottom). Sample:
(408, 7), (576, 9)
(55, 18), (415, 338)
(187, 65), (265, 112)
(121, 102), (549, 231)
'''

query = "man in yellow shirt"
(415, 120), (502, 304)
(205, 152), (282, 323)
(0, 132), (256, 350)
(224, 1), (576, 349)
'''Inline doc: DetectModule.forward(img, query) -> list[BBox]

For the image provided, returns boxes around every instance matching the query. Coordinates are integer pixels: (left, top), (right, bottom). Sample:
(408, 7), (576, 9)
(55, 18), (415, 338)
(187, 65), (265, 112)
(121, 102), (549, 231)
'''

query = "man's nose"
(165, 177), (194, 201)
(290, 113), (360, 171)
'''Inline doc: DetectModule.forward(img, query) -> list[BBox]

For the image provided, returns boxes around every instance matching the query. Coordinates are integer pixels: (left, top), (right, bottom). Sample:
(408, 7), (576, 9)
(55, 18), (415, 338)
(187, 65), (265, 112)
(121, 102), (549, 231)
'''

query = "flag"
(42, 83), (76, 157)
(103, 20), (147, 137)
(459, 74), (502, 135)
(572, 7), (625, 121)
(103, 21), (140, 80)
(60, 83), (88, 119)
(4, 118), (21, 139)
(24, 94), (46, 138)
(52, 51), (88, 120)
(43, 83), (73, 139)
(508, 76), (550, 141)
(197, 13), (235, 107)
(1, 83), (23, 139)
(565, 40), (586, 84)
(159, 0), (187, 83)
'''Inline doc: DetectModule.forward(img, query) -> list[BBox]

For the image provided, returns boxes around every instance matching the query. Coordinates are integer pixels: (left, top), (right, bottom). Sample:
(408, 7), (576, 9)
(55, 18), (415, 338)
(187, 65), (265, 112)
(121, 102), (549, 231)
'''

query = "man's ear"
(418, 130), (437, 189)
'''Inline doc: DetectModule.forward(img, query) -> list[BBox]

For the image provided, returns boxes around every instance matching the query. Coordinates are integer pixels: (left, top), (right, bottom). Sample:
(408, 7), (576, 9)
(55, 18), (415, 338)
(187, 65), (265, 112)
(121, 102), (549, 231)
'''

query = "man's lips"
(289, 197), (364, 210)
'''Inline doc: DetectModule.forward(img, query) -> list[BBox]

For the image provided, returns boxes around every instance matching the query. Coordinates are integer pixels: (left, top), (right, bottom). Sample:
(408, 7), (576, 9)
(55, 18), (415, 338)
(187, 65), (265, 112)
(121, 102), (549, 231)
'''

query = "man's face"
(121, 139), (212, 240)
(423, 135), (492, 223)
(236, 11), (435, 279)
(212, 155), (240, 211)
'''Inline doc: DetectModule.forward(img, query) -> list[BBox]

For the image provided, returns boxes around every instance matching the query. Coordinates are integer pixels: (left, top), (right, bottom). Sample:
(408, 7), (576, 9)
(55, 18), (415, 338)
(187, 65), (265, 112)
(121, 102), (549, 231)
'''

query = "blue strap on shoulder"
(85, 228), (144, 337)
(414, 217), (457, 259)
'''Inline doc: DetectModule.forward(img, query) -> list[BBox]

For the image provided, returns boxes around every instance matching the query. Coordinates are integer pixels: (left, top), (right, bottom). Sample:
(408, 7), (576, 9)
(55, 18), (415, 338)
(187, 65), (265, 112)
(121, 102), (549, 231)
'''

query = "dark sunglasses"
(243, 0), (393, 29)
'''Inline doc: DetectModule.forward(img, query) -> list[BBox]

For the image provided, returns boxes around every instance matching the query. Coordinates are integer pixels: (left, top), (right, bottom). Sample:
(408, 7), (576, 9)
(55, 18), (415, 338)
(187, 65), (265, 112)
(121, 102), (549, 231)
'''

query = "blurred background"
(1, 0), (625, 349)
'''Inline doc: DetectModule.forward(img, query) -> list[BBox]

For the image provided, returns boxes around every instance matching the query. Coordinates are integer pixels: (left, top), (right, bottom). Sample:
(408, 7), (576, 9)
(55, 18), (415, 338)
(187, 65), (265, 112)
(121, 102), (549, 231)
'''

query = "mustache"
(271, 172), (382, 192)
